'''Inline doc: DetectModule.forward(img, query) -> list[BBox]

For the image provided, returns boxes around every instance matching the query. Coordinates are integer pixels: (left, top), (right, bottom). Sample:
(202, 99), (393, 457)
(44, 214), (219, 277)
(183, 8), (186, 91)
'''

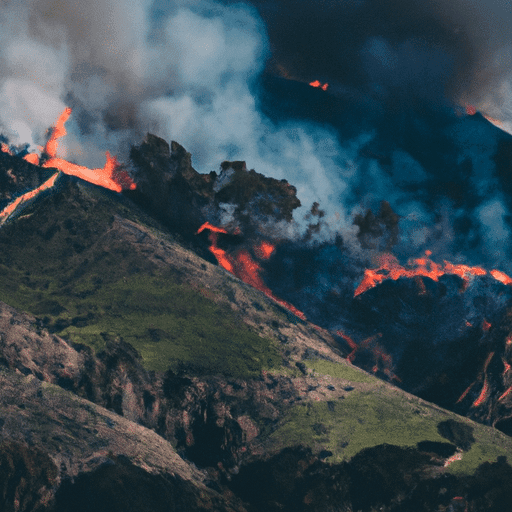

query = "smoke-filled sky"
(1, 0), (512, 268)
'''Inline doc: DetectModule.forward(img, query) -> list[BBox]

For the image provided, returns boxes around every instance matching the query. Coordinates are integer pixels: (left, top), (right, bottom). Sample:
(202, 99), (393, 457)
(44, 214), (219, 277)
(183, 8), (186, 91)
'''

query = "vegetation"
(270, 368), (512, 475)
(0, 178), (280, 378)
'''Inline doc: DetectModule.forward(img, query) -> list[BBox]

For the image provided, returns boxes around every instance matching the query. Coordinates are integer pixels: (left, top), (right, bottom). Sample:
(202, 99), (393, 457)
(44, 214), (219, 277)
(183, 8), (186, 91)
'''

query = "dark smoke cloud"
(242, 0), (512, 117)
(1, 0), (512, 270)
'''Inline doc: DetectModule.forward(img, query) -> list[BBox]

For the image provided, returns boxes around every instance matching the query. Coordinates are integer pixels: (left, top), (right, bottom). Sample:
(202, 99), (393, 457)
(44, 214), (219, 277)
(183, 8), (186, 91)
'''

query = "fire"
(196, 222), (306, 320)
(499, 386), (512, 402)
(0, 171), (59, 224)
(255, 240), (275, 260)
(472, 377), (489, 407)
(1, 108), (136, 192)
(27, 108), (136, 193)
(443, 451), (463, 467)
(309, 80), (328, 91)
(355, 251), (512, 296)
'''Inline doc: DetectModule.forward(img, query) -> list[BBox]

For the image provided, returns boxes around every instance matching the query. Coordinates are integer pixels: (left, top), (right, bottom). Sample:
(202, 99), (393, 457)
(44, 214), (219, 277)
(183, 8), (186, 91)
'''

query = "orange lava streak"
(197, 223), (306, 320)
(355, 251), (512, 296)
(36, 108), (136, 192)
(309, 80), (328, 91)
(1, 143), (11, 153)
(490, 269), (512, 285)
(255, 240), (275, 260)
(336, 330), (358, 361)
(0, 171), (59, 224)
(472, 378), (489, 407)
(23, 153), (40, 165)
(197, 222), (228, 234)
(45, 107), (72, 157)
(456, 382), (474, 404)
(498, 386), (512, 402)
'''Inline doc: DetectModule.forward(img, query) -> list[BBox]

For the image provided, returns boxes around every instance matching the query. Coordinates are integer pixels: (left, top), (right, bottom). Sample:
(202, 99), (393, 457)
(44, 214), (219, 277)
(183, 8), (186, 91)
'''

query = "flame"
(456, 383), (474, 404)
(23, 153), (40, 165)
(472, 377), (489, 407)
(197, 223), (306, 320)
(255, 241), (275, 260)
(355, 251), (512, 296)
(0, 171), (59, 224)
(499, 386), (512, 402)
(482, 319), (492, 332)
(309, 80), (328, 91)
(34, 108), (136, 192)
(443, 451), (463, 467)
(1, 143), (10, 153)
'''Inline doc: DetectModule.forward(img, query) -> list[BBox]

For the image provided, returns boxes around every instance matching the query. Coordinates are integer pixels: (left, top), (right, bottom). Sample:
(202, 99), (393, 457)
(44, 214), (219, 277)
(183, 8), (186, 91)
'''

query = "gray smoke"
(1, 0), (512, 267)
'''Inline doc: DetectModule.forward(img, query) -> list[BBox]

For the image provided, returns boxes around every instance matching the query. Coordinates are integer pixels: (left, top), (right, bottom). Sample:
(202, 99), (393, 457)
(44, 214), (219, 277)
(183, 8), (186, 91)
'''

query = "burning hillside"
(3, 0), (512, 507)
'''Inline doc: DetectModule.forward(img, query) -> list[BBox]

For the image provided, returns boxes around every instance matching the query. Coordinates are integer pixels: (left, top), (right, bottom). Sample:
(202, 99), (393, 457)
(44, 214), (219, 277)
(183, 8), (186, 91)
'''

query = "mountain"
(1, 139), (512, 511)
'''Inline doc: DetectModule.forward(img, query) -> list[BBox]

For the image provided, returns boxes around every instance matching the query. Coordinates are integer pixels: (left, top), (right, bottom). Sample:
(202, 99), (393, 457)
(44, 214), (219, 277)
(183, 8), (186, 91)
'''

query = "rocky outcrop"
(127, 134), (301, 242)
(0, 367), (246, 512)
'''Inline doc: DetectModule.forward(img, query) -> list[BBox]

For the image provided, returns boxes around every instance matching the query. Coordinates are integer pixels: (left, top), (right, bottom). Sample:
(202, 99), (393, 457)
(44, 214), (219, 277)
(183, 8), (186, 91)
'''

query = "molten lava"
(255, 240), (275, 260)
(33, 108), (136, 193)
(196, 222), (306, 320)
(355, 251), (512, 296)
(499, 386), (512, 402)
(472, 378), (489, 407)
(309, 80), (328, 91)
(0, 171), (59, 224)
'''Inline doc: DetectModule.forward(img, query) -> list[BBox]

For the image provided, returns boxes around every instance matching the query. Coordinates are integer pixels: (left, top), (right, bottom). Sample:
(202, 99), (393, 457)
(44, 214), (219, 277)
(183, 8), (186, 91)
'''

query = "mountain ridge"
(1, 138), (512, 510)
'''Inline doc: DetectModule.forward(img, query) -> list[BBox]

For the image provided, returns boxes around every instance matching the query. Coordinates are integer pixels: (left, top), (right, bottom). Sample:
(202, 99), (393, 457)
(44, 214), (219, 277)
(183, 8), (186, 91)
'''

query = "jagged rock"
(127, 135), (301, 242)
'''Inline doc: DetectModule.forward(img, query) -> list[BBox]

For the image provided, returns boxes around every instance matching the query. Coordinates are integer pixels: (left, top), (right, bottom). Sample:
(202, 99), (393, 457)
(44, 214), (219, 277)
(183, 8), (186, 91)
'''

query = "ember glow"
(355, 251), (512, 297)
(309, 80), (328, 91)
(197, 222), (306, 320)
(0, 171), (59, 225)
(38, 109), (136, 193)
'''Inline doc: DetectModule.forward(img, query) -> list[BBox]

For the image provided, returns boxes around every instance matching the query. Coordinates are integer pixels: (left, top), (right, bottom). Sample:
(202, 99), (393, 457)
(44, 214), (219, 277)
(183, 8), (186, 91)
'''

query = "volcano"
(3, 0), (512, 510)
(1, 126), (512, 510)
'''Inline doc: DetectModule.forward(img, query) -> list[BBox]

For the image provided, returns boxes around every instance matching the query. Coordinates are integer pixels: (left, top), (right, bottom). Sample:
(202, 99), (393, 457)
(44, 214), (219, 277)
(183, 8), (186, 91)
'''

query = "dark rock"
(0, 440), (57, 512)
(437, 419), (475, 451)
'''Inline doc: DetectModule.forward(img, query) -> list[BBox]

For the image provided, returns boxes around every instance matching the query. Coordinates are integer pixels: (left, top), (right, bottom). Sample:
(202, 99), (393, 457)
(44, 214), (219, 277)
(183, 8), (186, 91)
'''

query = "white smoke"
(1, 0), (512, 254)
(0, 0), (362, 235)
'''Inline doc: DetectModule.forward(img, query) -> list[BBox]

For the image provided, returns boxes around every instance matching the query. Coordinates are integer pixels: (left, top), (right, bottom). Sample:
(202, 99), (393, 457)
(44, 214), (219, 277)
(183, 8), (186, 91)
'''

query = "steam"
(1, 0), (512, 268)
(0, 0), (353, 230)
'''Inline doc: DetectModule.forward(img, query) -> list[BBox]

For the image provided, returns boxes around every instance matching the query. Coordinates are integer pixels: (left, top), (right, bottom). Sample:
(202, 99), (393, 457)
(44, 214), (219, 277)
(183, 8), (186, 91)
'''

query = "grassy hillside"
(0, 177), (280, 378)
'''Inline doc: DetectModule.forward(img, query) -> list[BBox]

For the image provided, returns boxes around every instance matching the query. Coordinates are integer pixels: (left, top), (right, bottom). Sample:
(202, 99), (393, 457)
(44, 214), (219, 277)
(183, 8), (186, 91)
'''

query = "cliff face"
(2, 142), (512, 510)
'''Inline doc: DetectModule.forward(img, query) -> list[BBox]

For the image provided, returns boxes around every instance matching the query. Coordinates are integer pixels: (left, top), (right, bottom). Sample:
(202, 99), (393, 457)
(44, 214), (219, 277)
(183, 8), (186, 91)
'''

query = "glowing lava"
(37, 108), (136, 192)
(196, 222), (306, 320)
(309, 80), (328, 91)
(0, 171), (59, 225)
(355, 251), (512, 296)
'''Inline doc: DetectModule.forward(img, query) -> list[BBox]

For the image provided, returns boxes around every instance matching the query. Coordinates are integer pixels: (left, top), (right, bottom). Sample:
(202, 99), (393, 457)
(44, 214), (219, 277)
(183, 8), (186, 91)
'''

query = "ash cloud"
(1, 0), (512, 271)
(0, 0), (355, 236)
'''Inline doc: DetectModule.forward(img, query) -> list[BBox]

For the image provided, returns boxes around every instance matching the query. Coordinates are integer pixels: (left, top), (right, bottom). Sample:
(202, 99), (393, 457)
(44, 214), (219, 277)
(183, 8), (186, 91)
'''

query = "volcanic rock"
(127, 134), (301, 243)
(2, 137), (512, 510)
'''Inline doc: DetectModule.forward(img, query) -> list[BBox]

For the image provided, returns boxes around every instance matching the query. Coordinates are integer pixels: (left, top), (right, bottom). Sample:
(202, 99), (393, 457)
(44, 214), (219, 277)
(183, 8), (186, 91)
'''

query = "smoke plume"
(1, 0), (512, 269)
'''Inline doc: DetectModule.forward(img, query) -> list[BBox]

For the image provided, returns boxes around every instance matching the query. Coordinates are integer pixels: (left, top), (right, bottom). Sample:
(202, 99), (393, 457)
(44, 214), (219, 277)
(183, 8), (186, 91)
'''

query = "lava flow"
(355, 251), (512, 296)
(37, 108), (136, 193)
(197, 222), (306, 320)
(309, 80), (328, 91)
(0, 171), (59, 224)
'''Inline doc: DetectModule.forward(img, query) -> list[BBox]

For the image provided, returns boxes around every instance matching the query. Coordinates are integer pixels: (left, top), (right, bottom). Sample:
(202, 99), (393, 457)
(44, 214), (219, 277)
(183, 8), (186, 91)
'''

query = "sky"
(1, 0), (512, 269)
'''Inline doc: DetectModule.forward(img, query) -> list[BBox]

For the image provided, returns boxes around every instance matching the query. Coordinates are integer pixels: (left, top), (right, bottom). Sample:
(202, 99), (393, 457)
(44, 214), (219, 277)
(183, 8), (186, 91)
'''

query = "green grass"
(0, 179), (281, 378)
(270, 389), (446, 462)
(305, 359), (376, 383)
(269, 384), (512, 475)
(56, 272), (281, 377)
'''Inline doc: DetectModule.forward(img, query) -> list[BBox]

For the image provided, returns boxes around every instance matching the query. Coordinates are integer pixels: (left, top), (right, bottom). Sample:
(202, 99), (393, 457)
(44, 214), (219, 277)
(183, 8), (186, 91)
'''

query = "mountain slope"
(2, 146), (512, 510)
